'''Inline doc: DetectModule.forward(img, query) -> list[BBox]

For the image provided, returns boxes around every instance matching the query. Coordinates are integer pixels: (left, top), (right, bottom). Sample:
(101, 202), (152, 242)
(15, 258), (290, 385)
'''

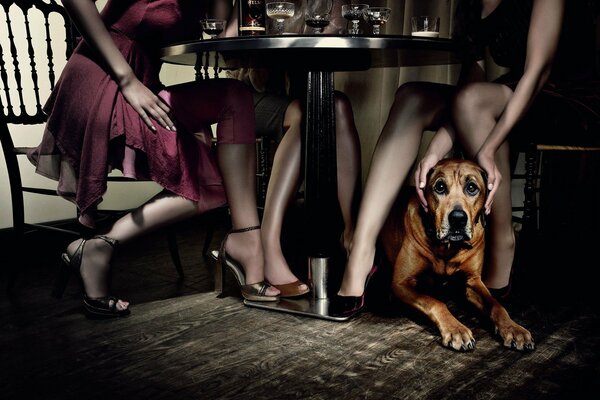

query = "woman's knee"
(334, 91), (353, 119)
(453, 83), (486, 117)
(392, 82), (450, 125)
(283, 99), (302, 129)
(217, 78), (253, 105)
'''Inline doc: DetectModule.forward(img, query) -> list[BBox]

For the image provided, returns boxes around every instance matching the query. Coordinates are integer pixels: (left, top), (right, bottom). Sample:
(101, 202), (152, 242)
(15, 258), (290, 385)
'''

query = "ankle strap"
(93, 235), (119, 248)
(229, 225), (260, 234)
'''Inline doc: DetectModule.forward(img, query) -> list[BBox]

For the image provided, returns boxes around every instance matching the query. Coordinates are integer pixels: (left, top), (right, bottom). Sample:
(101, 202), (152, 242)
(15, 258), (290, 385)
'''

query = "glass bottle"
(239, 0), (267, 36)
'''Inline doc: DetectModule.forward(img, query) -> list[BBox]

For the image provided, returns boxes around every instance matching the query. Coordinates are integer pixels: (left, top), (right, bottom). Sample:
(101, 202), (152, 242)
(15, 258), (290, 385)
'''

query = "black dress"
(467, 0), (600, 146)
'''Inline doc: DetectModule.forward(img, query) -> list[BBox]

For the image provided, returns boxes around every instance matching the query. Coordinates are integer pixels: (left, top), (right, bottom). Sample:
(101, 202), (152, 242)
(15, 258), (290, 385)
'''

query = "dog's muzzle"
(440, 209), (471, 242)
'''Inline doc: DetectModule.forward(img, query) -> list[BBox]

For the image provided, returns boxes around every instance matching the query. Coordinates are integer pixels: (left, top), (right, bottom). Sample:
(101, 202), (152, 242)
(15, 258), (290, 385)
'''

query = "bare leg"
(262, 94), (361, 287)
(67, 191), (202, 308)
(453, 82), (515, 289)
(261, 100), (305, 286)
(218, 143), (278, 295)
(335, 91), (362, 254)
(339, 82), (452, 296)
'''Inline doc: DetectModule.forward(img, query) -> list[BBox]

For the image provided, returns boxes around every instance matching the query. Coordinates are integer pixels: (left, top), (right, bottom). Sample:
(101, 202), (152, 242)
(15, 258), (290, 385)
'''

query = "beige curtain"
(336, 0), (459, 183)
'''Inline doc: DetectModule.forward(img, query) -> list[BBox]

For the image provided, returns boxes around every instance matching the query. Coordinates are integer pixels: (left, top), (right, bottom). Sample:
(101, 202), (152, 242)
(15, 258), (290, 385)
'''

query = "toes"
(116, 299), (129, 311)
(498, 324), (535, 352)
(442, 331), (476, 352)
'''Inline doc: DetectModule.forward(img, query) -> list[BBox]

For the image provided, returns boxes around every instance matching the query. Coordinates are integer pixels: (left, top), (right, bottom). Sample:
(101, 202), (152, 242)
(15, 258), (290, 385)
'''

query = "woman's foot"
(264, 245), (308, 297)
(65, 237), (129, 313)
(337, 242), (376, 297)
(223, 227), (280, 297)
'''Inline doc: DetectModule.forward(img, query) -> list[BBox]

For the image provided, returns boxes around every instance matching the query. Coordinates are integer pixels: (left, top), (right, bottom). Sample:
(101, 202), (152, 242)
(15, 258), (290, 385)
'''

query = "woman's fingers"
(147, 101), (175, 131)
(484, 166), (501, 214)
(120, 78), (176, 132)
(415, 165), (428, 210)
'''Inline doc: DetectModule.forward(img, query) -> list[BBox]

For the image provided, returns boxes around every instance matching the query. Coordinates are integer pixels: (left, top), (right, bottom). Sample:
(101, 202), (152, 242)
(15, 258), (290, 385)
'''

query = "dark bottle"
(239, 0), (266, 36)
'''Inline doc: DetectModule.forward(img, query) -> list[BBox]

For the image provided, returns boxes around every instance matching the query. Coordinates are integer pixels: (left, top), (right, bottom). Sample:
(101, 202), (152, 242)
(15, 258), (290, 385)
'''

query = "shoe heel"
(52, 254), (73, 299)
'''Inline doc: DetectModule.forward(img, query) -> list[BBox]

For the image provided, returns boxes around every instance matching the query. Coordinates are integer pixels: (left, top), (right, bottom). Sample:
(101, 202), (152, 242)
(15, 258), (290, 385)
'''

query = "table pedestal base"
(214, 254), (349, 322)
(246, 256), (349, 321)
(244, 297), (349, 322)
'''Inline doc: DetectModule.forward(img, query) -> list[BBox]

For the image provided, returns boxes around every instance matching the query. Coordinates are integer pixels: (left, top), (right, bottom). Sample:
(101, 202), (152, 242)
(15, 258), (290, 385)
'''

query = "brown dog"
(380, 159), (534, 351)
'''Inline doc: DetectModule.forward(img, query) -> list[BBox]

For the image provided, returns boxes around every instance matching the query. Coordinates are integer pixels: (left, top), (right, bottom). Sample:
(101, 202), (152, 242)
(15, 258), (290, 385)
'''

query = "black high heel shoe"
(53, 235), (130, 318)
(219, 226), (279, 302)
(330, 264), (378, 318)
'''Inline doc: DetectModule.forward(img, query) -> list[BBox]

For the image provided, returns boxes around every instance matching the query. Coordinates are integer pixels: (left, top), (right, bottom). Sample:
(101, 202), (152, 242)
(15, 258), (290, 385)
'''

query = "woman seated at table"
(333, 0), (600, 317)
(27, 0), (281, 318)
(221, 0), (362, 297)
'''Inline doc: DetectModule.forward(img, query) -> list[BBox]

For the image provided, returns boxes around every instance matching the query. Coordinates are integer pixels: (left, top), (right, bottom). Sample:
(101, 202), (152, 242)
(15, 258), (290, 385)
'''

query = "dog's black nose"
(449, 209), (468, 229)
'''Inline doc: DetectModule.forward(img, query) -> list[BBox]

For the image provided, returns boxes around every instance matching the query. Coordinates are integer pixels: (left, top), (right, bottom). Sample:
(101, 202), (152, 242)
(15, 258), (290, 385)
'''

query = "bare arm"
(478, 0), (564, 162)
(61, 0), (174, 130)
(221, 0), (239, 37)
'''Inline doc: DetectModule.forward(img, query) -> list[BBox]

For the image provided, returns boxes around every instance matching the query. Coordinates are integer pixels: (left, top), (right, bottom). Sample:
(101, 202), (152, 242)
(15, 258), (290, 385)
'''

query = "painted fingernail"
(171, 125), (177, 131)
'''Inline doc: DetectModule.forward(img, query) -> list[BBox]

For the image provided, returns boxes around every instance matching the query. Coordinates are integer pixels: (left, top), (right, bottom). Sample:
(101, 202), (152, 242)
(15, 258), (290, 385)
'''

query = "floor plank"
(1, 216), (599, 400)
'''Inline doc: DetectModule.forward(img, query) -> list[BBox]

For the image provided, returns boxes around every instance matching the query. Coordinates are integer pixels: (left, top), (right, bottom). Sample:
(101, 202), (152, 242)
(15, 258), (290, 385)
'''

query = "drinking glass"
(266, 1), (296, 35)
(200, 18), (226, 39)
(304, 0), (332, 34)
(363, 7), (391, 35)
(342, 3), (369, 35)
(411, 16), (440, 38)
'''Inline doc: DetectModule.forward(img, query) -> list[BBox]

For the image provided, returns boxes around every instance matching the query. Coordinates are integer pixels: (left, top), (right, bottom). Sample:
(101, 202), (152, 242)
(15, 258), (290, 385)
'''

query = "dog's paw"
(495, 323), (535, 352)
(440, 324), (476, 352)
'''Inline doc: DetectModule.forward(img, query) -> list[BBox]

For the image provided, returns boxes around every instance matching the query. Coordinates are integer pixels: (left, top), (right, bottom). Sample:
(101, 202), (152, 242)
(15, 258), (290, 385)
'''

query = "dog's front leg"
(465, 276), (535, 351)
(392, 250), (476, 351)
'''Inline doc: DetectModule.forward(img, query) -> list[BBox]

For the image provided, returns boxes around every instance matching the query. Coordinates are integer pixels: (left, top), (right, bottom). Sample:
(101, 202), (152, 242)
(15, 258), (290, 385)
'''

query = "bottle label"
(239, 0), (266, 36)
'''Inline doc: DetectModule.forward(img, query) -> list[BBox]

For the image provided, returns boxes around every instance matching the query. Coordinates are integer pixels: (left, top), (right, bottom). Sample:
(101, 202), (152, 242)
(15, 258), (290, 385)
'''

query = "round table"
(161, 34), (463, 321)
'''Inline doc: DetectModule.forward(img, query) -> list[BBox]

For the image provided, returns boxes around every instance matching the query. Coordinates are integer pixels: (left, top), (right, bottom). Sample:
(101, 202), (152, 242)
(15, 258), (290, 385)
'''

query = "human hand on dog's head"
(415, 153), (442, 212)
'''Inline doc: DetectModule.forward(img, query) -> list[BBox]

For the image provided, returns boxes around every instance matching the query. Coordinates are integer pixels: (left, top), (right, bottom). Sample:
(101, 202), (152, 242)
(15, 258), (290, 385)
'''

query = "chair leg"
(522, 144), (539, 236)
(166, 228), (185, 279)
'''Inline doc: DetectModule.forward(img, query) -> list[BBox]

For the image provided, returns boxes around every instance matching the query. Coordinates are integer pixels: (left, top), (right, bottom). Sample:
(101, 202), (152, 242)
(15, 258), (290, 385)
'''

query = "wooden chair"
(511, 9), (600, 242)
(0, 0), (187, 289)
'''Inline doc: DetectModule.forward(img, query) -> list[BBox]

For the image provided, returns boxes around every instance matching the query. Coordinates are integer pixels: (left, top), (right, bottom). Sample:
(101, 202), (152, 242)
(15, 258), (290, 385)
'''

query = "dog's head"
(424, 159), (488, 243)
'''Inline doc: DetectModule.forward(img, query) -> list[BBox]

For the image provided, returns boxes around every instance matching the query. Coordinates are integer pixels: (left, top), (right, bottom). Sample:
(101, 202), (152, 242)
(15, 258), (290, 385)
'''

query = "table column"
(304, 70), (339, 299)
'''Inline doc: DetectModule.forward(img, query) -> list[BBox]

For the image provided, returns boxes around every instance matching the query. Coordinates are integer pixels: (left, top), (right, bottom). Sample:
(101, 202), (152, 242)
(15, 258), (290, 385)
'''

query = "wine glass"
(363, 7), (391, 35)
(304, 0), (332, 34)
(342, 3), (369, 35)
(200, 18), (226, 39)
(266, 2), (296, 35)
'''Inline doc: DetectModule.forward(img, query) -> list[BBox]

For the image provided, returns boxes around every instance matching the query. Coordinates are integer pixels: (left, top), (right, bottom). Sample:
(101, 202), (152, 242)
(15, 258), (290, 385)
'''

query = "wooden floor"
(1, 210), (599, 400)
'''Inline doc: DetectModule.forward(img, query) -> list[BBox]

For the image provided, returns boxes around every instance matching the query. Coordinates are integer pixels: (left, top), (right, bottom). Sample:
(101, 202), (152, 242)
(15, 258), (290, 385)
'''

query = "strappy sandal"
(219, 226), (279, 302)
(53, 235), (130, 318)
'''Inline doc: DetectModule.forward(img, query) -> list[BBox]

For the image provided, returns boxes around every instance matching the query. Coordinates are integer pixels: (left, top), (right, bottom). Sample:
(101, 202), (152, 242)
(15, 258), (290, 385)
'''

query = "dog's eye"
(433, 181), (447, 194)
(465, 182), (480, 196)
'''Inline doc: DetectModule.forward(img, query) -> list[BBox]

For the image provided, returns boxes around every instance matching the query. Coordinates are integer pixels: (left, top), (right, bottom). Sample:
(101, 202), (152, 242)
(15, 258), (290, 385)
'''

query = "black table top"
(160, 34), (463, 71)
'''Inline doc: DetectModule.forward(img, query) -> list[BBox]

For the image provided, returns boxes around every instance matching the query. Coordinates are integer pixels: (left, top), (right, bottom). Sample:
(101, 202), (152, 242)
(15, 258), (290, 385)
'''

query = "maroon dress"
(28, 0), (256, 228)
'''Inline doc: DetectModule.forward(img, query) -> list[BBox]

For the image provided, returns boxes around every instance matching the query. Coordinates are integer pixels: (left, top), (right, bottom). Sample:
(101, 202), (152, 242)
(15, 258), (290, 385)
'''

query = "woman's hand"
(119, 76), (175, 132)
(476, 149), (501, 214)
(414, 152), (441, 212)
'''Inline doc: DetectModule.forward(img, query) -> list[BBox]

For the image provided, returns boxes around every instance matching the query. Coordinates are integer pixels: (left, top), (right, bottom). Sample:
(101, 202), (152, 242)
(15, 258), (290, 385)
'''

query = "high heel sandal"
(53, 235), (130, 318)
(219, 226), (279, 302)
(330, 264), (378, 318)
(269, 280), (310, 298)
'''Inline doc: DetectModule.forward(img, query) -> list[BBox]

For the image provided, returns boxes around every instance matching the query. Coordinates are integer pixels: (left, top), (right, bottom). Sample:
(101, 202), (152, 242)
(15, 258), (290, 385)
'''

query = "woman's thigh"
(159, 79), (256, 144)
